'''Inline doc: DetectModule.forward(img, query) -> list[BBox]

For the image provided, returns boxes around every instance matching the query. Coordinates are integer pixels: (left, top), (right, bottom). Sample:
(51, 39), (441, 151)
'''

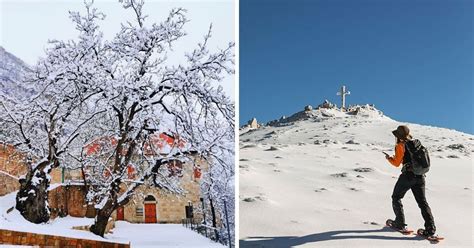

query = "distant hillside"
(0, 46), (34, 99)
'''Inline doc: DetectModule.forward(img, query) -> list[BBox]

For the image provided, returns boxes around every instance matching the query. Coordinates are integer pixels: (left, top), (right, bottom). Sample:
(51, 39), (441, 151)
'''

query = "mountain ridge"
(0, 46), (34, 100)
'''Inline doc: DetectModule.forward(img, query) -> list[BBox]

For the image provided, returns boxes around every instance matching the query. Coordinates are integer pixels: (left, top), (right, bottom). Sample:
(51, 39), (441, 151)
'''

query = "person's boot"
(420, 229), (437, 238)
(392, 222), (408, 232)
(388, 219), (408, 232)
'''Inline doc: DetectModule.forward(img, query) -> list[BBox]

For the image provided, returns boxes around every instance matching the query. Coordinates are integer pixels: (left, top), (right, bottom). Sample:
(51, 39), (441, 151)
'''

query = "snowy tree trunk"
(90, 179), (134, 237)
(209, 197), (219, 241)
(90, 207), (113, 237)
(90, 194), (133, 237)
(15, 160), (52, 224)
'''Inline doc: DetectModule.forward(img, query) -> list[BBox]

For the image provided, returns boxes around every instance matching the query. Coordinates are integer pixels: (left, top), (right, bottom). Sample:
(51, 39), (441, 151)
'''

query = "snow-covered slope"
(239, 105), (473, 247)
(0, 46), (33, 99)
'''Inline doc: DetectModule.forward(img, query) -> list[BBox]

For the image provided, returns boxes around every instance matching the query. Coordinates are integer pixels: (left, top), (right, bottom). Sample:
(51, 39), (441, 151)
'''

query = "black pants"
(392, 172), (436, 233)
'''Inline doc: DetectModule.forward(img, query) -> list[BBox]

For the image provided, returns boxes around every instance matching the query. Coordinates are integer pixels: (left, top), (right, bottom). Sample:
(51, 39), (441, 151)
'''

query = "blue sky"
(240, 0), (473, 134)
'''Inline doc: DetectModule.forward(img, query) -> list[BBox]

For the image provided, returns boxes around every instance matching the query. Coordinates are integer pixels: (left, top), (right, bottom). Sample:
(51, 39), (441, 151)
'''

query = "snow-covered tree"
(199, 125), (235, 246)
(0, 1), (105, 223)
(1, 0), (234, 238)
(61, 0), (235, 237)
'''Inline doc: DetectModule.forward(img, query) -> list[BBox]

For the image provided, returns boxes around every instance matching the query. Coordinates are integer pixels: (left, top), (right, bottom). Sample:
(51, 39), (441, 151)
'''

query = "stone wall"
(49, 185), (91, 219)
(0, 173), (19, 196)
(0, 143), (63, 197)
(0, 144), (28, 177)
(50, 167), (63, 184)
(0, 229), (129, 248)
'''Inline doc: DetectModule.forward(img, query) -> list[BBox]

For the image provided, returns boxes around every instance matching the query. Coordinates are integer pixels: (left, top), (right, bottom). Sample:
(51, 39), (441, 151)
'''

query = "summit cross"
(336, 85), (350, 111)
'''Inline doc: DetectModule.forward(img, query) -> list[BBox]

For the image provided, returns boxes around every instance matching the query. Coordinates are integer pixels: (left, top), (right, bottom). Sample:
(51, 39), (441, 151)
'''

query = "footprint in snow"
(363, 221), (380, 226)
(265, 146), (280, 151)
(243, 196), (266, 202)
(331, 172), (348, 178)
(347, 148), (362, 152)
(314, 188), (327, 192)
(255, 196), (266, 201)
(346, 140), (360, 145)
(354, 167), (373, 173)
(241, 144), (257, 149)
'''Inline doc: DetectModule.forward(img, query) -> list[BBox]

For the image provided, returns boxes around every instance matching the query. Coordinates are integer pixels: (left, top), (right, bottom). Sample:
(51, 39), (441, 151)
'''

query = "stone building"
(112, 157), (207, 224)
(1, 133), (208, 225)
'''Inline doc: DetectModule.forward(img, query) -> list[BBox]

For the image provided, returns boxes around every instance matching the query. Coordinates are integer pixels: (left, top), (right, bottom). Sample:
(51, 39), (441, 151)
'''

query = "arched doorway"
(144, 195), (157, 223)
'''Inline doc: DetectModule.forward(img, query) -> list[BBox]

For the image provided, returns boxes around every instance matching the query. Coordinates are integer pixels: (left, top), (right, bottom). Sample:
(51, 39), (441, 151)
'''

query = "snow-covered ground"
(106, 222), (225, 248)
(0, 192), (224, 248)
(0, 192), (107, 242)
(239, 106), (473, 247)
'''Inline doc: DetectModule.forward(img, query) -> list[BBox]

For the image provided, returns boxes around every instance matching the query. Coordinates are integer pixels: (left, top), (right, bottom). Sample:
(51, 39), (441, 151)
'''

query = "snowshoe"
(385, 219), (414, 235)
(417, 228), (444, 243)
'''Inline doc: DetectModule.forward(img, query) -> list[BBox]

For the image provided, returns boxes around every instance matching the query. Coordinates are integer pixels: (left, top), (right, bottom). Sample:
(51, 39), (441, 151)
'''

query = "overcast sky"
(0, 0), (235, 99)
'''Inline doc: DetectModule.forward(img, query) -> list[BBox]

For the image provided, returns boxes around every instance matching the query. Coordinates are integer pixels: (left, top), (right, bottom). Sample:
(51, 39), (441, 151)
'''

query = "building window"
(136, 207), (144, 217)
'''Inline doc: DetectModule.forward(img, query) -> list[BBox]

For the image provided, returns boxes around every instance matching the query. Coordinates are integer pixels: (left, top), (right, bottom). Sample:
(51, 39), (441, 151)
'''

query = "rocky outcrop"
(241, 118), (262, 130)
(248, 118), (260, 129)
(346, 104), (384, 117)
(317, 99), (337, 109)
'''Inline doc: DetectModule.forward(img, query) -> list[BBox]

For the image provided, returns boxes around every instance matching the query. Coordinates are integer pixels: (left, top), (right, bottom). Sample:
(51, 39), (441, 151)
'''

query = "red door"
(117, 207), (124, 221)
(145, 203), (157, 223)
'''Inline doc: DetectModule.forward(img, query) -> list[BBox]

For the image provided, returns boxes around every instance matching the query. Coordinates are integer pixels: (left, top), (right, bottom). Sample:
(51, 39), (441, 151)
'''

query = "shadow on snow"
(240, 227), (425, 247)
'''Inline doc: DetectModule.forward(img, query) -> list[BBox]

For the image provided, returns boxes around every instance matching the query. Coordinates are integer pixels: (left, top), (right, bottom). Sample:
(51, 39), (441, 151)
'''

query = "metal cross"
(336, 85), (350, 110)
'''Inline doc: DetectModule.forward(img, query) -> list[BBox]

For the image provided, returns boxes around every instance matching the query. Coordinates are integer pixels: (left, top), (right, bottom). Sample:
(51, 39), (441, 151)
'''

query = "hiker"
(385, 125), (436, 236)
